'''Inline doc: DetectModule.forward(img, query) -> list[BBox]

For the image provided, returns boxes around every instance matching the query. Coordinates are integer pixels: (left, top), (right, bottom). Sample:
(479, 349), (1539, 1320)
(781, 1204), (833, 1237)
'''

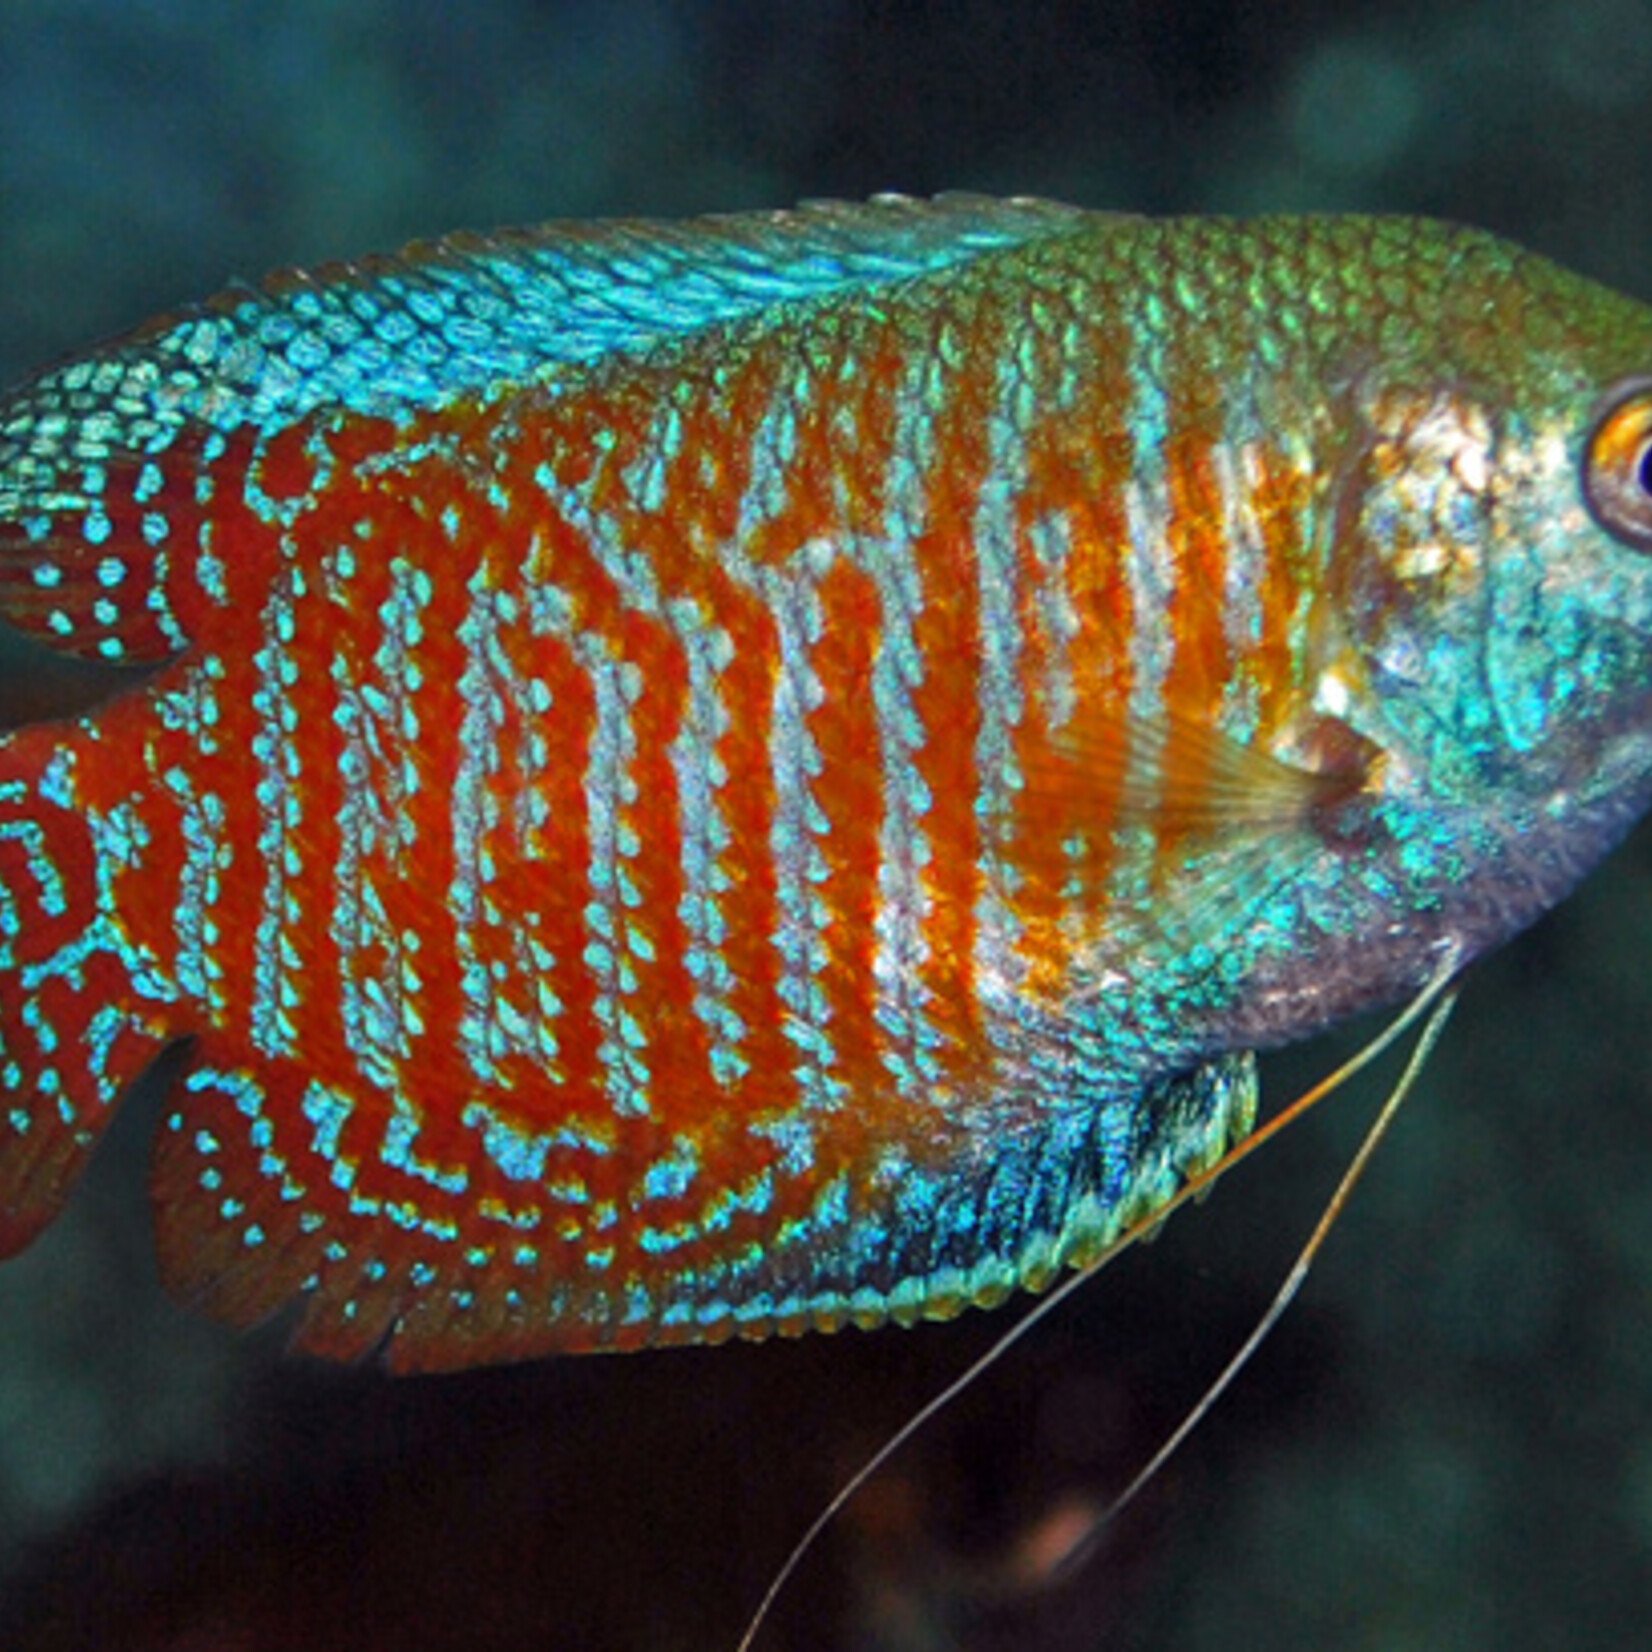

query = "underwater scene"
(2, 3), (1652, 1648)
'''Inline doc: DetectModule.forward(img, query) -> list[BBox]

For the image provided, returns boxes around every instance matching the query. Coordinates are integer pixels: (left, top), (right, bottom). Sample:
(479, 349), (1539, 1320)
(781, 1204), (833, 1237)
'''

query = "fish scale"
(2, 198), (1652, 1369)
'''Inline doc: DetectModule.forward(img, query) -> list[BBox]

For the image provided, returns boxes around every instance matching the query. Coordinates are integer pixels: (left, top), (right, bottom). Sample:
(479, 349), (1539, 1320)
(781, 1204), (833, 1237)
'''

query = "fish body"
(1, 198), (1651, 1370)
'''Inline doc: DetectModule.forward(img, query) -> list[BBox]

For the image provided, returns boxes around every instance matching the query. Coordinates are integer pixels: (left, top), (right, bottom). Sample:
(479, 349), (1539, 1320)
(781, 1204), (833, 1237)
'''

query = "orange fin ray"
(1022, 703), (1367, 836)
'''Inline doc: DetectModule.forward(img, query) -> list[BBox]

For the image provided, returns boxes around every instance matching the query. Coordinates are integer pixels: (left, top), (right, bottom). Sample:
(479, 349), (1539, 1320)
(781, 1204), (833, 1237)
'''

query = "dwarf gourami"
(0, 196), (1649, 1374)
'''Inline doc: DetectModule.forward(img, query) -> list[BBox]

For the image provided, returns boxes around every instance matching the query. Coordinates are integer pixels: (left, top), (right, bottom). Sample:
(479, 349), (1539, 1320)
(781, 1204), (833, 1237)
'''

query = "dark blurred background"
(3, 1), (1652, 1648)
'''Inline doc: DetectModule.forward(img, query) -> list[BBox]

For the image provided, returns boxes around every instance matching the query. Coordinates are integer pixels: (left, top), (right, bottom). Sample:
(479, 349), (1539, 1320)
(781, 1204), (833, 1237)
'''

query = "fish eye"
(1583, 381), (1652, 552)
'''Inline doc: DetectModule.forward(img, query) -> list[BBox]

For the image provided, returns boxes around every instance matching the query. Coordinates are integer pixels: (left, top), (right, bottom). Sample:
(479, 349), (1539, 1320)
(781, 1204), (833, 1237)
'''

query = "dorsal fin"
(0, 195), (1103, 666)
(2, 194), (1098, 467)
(166, 194), (1097, 419)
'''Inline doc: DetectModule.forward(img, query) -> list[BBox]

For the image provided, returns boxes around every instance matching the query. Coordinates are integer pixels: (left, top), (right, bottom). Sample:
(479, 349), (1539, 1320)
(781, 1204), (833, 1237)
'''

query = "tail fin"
(0, 717), (174, 1256)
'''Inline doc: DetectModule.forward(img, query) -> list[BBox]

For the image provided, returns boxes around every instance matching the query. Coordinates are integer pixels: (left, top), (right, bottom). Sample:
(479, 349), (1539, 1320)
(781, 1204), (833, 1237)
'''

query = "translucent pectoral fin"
(1020, 705), (1356, 837)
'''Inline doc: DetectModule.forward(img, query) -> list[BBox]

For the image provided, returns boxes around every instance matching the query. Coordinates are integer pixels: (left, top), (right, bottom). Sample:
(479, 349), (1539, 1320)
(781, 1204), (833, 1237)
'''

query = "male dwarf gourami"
(0, 198), (1648, 1372)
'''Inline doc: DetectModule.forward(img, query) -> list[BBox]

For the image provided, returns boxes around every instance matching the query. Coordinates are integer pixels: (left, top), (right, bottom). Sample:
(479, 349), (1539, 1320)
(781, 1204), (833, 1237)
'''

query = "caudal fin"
(0, 718), (176, 1256)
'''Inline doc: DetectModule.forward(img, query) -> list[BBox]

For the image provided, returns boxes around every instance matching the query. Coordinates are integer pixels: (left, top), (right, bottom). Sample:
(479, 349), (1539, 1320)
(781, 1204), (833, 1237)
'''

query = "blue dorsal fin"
(213, 193), (1096, 403)
(0, 194), (1101, 667)
(1, 195), (1098, 468)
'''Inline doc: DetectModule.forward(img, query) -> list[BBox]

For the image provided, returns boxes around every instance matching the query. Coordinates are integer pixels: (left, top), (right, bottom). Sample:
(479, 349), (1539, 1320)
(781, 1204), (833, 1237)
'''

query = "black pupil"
(1638, 438), (1652, 499)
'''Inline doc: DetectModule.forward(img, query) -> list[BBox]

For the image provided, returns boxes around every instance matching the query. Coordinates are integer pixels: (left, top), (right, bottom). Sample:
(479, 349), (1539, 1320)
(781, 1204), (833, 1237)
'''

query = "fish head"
(1328, 230), (1652, 836)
